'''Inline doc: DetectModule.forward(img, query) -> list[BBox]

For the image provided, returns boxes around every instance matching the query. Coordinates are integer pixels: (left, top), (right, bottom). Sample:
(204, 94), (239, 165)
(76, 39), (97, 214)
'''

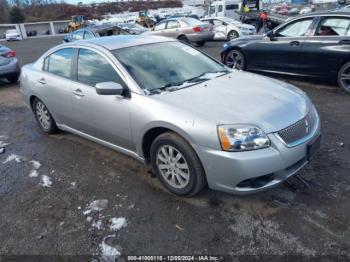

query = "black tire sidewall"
(33, 98), (57, 133)
(178, 35), (189, 44)
(150, 135), (200, 196)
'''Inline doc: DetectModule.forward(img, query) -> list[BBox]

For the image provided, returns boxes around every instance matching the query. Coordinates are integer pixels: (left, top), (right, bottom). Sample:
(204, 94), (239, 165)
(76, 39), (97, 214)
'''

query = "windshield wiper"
(148, 70), (230, 94)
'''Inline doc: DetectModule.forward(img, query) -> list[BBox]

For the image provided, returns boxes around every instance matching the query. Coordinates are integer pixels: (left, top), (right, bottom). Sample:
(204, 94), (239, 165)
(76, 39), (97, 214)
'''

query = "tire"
(33, 98), (58, 134)
(337, 61), (350, 93)
(227, 30), (239, 41)
(6, 75), (19, 83)
(224, 49), (246, 70)
(150, 132), (206, 196)
(178, 35), (189, 44)
(196, 40), (206, 47)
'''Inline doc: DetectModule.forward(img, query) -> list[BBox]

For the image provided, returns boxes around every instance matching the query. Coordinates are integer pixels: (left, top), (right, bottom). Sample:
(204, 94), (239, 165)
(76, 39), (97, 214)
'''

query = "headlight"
(218, 125), (270, 151)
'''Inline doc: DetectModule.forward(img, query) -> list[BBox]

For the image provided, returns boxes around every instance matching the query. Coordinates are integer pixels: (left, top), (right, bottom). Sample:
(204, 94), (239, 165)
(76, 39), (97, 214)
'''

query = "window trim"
(273, 17), (317, 39)
(72, 47), (128, 92)
(313, 16), (350, 37)
(166, 20), (180, 29)
(42, 47), (75, 80)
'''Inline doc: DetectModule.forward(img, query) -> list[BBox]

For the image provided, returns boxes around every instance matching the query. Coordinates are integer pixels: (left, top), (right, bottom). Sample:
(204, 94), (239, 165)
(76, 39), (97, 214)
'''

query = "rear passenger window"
(316, 17), (350, 36)
(77, 48), (124, 87)
(44, 48), (73, 79)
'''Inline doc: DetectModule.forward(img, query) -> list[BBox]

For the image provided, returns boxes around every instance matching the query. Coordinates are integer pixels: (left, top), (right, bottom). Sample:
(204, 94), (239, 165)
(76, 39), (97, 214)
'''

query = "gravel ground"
(0, 36), (349, 260)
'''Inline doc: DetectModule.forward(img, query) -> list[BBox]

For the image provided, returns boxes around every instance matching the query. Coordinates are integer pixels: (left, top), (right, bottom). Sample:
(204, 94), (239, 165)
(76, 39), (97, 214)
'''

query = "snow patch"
(83, 199), (109, 215)
(92, 220), (104, 230)
(99, 235), (121, 262)
(40, 175), (52, 187)
(29, 170), (39, 178)
(70, 182), (77, 188)
(30, 160), (41, 169)
(2, 154), (21, 164)
(110, 217), (127, 231)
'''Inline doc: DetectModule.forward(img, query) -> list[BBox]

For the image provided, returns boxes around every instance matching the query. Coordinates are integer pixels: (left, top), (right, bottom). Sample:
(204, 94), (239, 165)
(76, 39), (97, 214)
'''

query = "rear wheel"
(338, 61), (350, 93)
(178, 35), (189, 44)
(150, 132), (206, 196)
(224, 49), (245, 70)
(227, 30), (239, 41)
(6, 75), (19, 83)
(33, 98), (58, 134)
(196, 40), (206, 47)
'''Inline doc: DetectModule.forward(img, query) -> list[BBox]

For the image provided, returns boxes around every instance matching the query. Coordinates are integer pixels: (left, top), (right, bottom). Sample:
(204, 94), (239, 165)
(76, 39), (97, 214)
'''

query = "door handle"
(338, 40), (350, 45)
(72, 89), (84, 97)
(38, 78), (46, 85)
(289, 41), (300, 46)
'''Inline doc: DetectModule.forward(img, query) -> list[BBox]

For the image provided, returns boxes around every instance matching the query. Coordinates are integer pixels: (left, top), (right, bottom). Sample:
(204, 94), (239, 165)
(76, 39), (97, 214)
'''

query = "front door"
(246, 17), (315, 73)
(70, 48), (134, 151)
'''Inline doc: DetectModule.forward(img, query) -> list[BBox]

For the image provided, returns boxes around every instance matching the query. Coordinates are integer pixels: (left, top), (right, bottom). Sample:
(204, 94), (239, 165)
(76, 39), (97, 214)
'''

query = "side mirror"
(266, 31), (276, 40)
(95, 82), (124, 96)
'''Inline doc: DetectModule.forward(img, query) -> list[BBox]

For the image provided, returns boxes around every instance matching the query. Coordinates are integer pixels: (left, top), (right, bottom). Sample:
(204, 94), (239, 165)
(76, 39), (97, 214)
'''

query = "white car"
(299, 7), (313, 15)
(5, 29), (21, 41)
(201, 17), (256, 40)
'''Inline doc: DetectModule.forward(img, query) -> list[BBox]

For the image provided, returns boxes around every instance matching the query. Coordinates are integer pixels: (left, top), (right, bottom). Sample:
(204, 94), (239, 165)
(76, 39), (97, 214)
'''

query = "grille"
(277, 108), (317, 146)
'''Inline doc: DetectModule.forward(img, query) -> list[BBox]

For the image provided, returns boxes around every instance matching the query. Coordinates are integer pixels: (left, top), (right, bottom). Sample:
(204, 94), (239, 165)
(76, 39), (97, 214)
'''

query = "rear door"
(38, 48), (75, 126)
(299, 15), (350, 78)
(69, 48), (133, 150)
(246, 17), (315, 73)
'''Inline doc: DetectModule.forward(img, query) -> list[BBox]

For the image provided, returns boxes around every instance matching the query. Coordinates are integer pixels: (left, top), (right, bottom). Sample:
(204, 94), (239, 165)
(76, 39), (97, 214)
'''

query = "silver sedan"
(20, 35), (321, 196)
(0, 44), (20, 83)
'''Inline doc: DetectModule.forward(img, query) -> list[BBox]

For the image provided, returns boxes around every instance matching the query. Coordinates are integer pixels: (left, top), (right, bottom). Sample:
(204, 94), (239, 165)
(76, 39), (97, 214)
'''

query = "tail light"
(193, 26), (203, 32)
(2, 51), (16, 58)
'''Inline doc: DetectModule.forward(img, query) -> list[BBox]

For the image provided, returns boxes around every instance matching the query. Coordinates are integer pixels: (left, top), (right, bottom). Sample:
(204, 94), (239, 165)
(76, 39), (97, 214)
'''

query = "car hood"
(154, 71), (311, 133)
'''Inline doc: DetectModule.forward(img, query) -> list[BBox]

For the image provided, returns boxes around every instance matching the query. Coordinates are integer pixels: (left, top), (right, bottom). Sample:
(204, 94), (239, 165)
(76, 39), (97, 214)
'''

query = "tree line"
(0, 0), (183, 24)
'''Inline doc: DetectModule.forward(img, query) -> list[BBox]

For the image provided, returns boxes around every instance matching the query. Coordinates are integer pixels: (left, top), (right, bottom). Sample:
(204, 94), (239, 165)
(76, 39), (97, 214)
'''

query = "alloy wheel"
(226, 50), (244, 70)
(228, 31), (238, 40)
(339, 64), (350, 92)
(156, 145), (190, 189)
(36, 101), (51, 130)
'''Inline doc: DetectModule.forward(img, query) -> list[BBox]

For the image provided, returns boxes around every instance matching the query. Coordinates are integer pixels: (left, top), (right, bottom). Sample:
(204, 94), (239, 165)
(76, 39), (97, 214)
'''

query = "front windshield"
(113, 41), (228, 92)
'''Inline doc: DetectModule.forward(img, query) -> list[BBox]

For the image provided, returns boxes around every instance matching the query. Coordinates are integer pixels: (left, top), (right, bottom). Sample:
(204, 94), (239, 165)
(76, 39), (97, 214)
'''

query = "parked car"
(149, 17), (214, 46)
(221, 11), (350, 92)
(5, 29), (21, 41)
(118, 23), (149, 35)
(63, 25), (130, 43)
(201, 17), (256, 40)
(20, 35), (321, 196)
(288, 7), (300, 15)
(0, 44), (20, 83)
(299, 6), (313, 15)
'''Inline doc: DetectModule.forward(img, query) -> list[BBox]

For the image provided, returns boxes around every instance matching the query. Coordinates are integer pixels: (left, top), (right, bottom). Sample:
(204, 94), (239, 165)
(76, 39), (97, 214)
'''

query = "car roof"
(70, 35), (173, 50)
(296, 10), (350, 19)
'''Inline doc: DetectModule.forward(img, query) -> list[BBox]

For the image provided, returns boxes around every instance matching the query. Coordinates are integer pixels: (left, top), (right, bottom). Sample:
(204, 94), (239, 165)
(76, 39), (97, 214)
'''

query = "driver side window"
(276, 18), (314, 37)
(154, 22), (166, 31)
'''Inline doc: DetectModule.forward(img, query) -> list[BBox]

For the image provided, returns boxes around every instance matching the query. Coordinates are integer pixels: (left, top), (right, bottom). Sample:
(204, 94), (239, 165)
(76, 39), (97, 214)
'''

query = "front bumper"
(196, 112), (321, 195)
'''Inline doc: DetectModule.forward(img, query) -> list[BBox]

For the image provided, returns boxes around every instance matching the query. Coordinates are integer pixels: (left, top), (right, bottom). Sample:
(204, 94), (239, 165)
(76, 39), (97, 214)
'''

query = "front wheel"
(227, 30), (239, 41)
(150, 132), (206, 196)
(224, 49), (246, 70)
(33, 98), (58, 134)
(338, 61), (350, 93)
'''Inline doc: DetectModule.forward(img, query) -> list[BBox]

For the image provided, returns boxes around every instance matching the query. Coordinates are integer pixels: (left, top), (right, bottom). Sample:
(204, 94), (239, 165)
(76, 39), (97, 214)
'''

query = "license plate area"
(307, 135), (321, 161)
